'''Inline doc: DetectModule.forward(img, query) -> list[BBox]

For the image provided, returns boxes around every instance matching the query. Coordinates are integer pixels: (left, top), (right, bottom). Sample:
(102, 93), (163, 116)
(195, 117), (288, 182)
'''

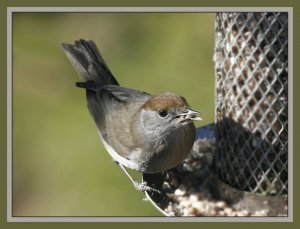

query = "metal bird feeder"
(143, 12), (288, 216)
(213, 12), (288, 196)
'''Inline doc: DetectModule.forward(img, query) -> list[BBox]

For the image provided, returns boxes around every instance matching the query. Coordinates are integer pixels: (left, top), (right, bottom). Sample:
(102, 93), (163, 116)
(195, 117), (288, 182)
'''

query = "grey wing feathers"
(85, 85), (151, 141)
(61, 39), (119, 86)
(98, 85), (151, 104)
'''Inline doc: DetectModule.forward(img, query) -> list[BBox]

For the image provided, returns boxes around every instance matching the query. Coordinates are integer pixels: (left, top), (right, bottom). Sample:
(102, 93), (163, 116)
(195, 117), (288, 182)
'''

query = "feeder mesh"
(213, 12), (288, 196)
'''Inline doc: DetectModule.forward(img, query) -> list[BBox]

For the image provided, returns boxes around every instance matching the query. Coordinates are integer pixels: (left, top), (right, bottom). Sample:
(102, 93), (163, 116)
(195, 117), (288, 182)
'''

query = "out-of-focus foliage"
(13, 12), (215, 216)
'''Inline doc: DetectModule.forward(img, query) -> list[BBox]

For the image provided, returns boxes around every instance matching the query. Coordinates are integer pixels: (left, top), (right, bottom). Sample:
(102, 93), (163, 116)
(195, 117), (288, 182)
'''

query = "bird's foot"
(133, 181), (161, 194)
(113, 159), (161, 194)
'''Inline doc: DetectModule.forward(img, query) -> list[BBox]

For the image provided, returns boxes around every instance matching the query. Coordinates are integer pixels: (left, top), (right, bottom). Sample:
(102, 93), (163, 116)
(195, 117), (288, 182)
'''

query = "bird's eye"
(158, 109), (168, 117)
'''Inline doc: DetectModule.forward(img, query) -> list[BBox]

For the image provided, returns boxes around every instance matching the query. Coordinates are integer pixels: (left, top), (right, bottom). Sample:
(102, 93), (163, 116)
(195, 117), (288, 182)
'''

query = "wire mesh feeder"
(213, 12), (288, 196)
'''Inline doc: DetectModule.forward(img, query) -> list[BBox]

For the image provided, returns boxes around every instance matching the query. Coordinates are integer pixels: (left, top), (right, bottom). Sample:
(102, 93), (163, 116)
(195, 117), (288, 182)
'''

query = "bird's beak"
(177, 109), (202, 122)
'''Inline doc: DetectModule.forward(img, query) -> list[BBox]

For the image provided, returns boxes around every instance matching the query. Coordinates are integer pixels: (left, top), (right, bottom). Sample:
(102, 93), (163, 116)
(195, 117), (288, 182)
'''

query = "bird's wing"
(82, 84), (151, 160)
(83, 84), (151, 121)
(97, 85), (151, 107)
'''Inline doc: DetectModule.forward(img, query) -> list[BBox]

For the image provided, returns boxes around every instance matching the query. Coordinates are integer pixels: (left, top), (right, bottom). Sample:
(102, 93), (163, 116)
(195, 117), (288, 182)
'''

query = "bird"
(61, 39), (202, 193)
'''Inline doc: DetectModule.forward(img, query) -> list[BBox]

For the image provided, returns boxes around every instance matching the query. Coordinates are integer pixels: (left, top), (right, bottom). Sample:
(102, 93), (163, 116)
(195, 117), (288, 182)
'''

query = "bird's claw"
(133, 181), (161, 194)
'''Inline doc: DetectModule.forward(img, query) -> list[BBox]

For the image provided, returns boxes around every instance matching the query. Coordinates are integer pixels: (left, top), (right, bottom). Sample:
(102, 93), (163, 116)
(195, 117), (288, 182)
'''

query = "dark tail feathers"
(61, 39), (119, 86)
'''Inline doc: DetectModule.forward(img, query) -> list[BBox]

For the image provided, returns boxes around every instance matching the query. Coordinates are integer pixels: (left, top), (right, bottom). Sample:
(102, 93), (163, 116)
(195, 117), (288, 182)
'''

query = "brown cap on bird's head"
(142, 92), (189, 111)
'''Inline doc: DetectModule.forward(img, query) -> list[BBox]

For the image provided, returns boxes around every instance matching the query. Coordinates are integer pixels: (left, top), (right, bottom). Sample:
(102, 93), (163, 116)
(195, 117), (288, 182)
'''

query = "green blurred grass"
(13, 12), (215, 216)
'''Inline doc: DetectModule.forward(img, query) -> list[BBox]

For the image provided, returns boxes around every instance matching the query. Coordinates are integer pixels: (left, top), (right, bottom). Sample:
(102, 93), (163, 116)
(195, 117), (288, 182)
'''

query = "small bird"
(61, 39), (202, 192)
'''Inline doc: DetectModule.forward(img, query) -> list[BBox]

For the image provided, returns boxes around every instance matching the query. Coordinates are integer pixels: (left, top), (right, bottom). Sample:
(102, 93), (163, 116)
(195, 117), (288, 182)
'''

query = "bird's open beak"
(177, 109), (202, 122)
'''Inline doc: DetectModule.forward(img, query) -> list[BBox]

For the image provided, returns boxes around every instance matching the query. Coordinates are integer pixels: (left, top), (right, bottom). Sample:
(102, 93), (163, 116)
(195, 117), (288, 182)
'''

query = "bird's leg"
(113, 160), (160, 193)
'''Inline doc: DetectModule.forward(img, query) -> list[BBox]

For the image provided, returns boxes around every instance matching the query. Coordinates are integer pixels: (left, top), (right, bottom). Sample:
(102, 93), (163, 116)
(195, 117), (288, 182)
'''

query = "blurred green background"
(13, 13), (215, 216)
